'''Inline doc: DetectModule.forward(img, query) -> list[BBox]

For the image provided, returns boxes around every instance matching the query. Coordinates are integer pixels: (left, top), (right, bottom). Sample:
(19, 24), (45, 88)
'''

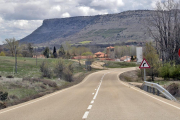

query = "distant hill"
(20, 10), (154, 46)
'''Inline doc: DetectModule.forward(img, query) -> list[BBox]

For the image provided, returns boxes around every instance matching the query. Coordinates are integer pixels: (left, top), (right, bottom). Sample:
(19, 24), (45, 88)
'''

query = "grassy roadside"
(0, 56), (100, 109)
(119, 70), (180, 102)
(105, 61), (137, 68)
(2, 71), (96, 108)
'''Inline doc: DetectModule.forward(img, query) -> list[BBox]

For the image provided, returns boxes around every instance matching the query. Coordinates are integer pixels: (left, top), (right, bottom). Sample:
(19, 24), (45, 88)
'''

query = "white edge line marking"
(92, 93), (94, 95)
(87, 105), (92, 110)
(117, 72), (180, 110)
(82, 111), (89, 119)
(0, 71), (105, 114)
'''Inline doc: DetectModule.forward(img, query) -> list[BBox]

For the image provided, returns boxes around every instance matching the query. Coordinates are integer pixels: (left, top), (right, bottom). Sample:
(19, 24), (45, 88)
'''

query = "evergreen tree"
(43, 47), (50, 58)
(58, 45), (65, 58)
(53, 46), (57, 58)
(27, 43), (33, 57)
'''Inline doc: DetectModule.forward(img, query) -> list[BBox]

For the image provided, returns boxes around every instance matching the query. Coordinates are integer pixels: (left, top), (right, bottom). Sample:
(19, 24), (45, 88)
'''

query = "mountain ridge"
(20, 10), (153, 46)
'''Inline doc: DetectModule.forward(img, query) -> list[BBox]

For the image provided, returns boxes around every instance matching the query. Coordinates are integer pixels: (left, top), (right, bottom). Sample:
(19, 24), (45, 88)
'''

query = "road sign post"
(144, 68), (146, 81)
(139, 58), (150, 81)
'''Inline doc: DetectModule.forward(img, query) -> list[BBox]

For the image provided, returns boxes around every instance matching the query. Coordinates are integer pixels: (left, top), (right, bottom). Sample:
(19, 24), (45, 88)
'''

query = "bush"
(0, 91), (8, 101)
(23, 78), (57, 88)
(166, 83), (179, 96)
(169, 65), (180, 79)
(0, 101), (6, 109)
(6, 75), (14, 78)
(159, 62), (180, 80)
(63, 68), (73, 82)
(41, 79), (57, 87)
(0, 51), (6, 56)
(40, 61), (52, 78)
(159, 62), (171, 79)
(54, 59), (64, 78)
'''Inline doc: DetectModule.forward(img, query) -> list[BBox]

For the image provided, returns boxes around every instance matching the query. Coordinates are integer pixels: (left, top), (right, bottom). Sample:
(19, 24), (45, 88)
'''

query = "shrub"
(169, 65), (180, 79)
(22, 78), (57, 87)
(0, 51), (6, 56)
(6, 75), (14, 78)
(63, 68), (73, 82)
(40, 79), (57, 87)
(8, 95), (19, 100)
(40, 61), (52, 78)
(0, 91), (8, 101)
(159, 62), (180, 79)
(0, 101), (6, 109)
(166, 83), (179, 96)
(54, 59), (64, 78)
(159, 62), (171, 79)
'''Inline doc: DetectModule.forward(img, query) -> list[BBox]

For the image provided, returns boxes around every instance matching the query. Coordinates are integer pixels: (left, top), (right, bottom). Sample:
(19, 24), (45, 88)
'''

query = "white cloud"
(0, 20), (42, 43)
(61, 12), (71, 18)
(90, 0), (124, 9)
(0, 17), (3, 23)
(0, 0), (159, 45)
(52, 5), (61, 12)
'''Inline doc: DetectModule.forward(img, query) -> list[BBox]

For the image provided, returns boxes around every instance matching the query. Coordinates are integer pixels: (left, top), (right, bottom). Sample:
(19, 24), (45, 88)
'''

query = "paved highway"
(0, 67), (180, 120)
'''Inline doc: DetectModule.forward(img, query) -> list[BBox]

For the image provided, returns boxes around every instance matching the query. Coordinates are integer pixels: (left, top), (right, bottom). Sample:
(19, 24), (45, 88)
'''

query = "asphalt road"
(0, 67), (180, 120)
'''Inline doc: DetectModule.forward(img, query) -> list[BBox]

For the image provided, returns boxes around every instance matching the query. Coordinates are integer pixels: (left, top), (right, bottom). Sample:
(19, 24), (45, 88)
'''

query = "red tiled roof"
(106, 46), (114, 49)
(94, 51), (105, 55)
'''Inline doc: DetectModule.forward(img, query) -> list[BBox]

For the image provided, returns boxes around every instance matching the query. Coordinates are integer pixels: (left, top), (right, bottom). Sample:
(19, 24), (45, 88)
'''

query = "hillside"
(20, 10), (154, 46)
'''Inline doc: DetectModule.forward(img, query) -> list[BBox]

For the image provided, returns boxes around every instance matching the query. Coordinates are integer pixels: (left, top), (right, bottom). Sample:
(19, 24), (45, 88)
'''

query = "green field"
(79, 41), (92, 44)
(0, 56), (93, 108)
(0, 56), (85, 78)
(105, 61), (137, 68)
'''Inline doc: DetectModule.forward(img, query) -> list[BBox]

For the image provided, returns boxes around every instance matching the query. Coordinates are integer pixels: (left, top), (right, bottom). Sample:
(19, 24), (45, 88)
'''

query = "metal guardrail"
(142, 81), (177, 101)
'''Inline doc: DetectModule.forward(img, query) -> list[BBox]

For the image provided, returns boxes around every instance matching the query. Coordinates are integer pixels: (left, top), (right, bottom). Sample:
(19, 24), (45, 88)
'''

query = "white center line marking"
(82, 72), (109, 120)
(87, 105), (92, 110)
(93, 73), (108, 100)
(82, 111), (89, 119)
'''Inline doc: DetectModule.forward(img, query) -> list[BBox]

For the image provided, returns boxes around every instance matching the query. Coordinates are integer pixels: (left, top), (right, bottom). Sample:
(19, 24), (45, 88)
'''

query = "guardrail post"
(147, 86), (149, 92)
(157, 90), (159, 96)
(153, 88), (155, 94)
(150, 87), (152, 93)
(157, 83), (159, 96)
(143, 85), (147, 91)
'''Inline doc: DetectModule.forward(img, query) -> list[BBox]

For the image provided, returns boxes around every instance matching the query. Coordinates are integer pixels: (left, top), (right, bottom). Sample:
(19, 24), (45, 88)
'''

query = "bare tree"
(3, 38), (19, 57)
(147, 0), (180, 64)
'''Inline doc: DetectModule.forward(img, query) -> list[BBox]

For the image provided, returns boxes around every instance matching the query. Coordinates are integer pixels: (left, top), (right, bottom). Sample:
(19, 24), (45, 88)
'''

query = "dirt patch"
(166, 83), (180, 97)
(91, 61), (106, 69)
(120, 70), (142, 82)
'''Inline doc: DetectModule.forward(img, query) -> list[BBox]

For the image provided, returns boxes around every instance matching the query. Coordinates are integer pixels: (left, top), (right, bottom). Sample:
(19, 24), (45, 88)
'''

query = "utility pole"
(15, 46), (17, 73)
(36, 47), (37, 66)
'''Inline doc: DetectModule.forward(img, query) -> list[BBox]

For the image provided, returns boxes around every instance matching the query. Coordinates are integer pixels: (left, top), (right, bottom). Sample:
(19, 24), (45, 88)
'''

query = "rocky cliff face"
(20, 10), (154, 46)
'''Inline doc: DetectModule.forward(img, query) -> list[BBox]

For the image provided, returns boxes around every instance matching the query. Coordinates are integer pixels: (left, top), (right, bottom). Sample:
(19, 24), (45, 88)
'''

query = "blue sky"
(0, 0), (158, 44)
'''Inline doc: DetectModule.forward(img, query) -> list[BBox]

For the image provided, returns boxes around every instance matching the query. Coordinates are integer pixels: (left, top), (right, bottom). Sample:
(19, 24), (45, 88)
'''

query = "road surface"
(0, 67), (180, 120)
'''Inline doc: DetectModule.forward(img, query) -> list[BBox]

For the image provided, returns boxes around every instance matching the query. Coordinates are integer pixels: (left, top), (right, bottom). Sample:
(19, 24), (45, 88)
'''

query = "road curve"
(0, 67), (180, 120)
